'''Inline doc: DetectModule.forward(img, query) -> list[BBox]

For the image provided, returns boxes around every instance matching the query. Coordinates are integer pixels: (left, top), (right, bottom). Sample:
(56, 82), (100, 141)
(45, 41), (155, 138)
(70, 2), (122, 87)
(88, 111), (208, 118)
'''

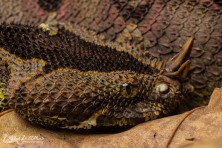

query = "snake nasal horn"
(164, 37), (195, 79)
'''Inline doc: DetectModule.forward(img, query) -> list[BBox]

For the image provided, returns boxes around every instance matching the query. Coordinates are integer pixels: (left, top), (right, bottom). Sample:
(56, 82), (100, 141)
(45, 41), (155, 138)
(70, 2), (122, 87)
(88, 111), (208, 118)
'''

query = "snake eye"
(156, 83), (169, 94)
(122, 83), (131, 94)
(121, 83), (137, 98)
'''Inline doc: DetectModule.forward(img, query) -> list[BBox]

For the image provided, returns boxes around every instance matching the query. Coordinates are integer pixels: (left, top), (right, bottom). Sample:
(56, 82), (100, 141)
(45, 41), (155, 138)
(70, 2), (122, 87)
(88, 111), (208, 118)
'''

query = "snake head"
(130, 38), (195, 122)
(91, 38), (196, 126)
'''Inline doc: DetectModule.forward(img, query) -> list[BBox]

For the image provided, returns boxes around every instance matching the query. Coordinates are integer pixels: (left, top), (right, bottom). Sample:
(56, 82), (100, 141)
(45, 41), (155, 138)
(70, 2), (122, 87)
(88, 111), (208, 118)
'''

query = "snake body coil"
(0, 24), (190, 129)
(0, 0), (222, 129)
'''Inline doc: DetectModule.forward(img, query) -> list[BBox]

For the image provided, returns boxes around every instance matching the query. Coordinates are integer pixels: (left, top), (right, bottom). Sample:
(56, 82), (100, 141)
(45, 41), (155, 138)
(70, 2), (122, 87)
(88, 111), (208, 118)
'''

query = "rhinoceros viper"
(0, 0), (221, 129)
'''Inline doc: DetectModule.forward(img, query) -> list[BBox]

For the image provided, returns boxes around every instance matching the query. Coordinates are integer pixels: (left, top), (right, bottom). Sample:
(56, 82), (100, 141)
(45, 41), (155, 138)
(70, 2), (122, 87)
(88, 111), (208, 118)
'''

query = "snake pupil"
(122, 83), (131, 95)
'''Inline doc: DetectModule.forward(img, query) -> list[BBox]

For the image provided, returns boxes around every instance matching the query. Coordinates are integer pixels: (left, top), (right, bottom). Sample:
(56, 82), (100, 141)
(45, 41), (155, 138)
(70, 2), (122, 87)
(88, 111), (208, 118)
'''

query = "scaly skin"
(0, 0), (221, 128)
(0, 24), (191, 129)
(0, 0), (222, 108)
(10, 68), (183, 129)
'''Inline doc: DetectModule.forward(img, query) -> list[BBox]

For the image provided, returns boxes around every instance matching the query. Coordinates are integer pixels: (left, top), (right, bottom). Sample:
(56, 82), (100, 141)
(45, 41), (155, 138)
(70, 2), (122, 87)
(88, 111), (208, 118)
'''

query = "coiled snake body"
(0, 0), (222, 129)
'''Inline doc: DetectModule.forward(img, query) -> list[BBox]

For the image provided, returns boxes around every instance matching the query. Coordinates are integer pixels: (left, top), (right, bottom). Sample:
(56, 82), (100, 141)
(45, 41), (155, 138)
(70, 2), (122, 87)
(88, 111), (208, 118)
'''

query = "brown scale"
(0, 24), (193, 129)
(37, 0), (63, 12)
(0, 0), (221, 126)
(50, 0), (221, 108)
(0, 0), (47, 24)
(0, 24), (157, 75)
(52, 0), (221, 108)
(10, 69), (141, 127)
(20, 0), (49, 24)
(9, 67), (184, 128)
(0, 60), (10, 111)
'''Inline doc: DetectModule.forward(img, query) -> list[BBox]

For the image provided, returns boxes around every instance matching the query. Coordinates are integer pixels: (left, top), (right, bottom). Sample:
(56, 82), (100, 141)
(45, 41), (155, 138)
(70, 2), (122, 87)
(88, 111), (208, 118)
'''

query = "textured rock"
(0, 87), (222, 148)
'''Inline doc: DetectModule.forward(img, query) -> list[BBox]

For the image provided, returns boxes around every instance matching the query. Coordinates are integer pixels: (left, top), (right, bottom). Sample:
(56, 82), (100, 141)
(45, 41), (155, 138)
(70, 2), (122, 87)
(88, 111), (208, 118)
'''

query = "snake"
(0, 0), (221, 129)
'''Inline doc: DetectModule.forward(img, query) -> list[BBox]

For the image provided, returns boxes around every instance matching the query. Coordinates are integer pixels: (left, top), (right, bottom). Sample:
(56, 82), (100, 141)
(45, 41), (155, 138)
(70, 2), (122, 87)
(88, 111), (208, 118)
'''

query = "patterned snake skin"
(0, 0), (222, 129)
